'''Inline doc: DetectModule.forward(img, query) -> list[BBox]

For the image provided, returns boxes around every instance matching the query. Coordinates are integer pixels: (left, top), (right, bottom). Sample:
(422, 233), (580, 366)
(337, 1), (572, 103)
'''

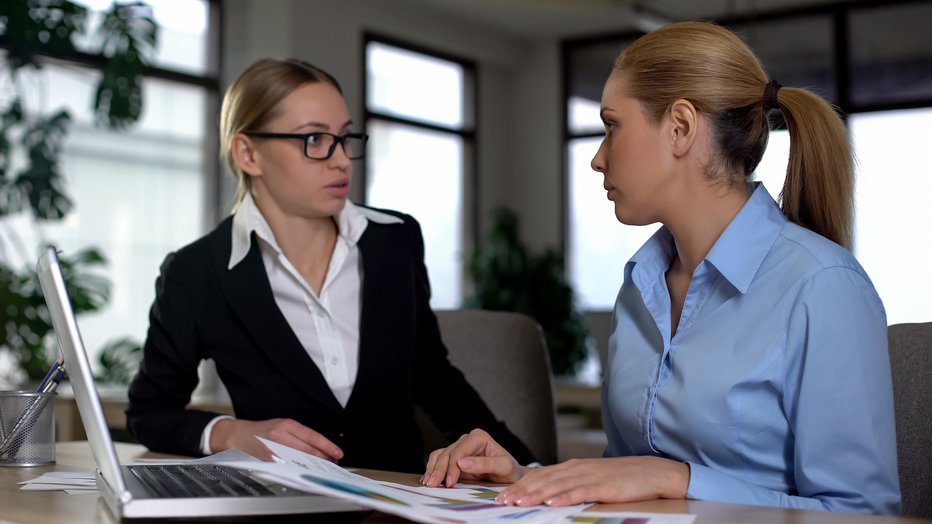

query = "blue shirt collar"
(626, 182), (787, 294)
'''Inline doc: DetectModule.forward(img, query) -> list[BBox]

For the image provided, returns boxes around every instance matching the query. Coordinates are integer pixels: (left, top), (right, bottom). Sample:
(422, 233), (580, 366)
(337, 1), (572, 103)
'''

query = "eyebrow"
(291, 119), (354, 133)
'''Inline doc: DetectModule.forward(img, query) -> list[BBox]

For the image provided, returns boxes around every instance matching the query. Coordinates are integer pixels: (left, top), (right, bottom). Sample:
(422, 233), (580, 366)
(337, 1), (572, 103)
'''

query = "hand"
(495, 456), (690, 507)
(421, 428), (528, 488)
(210, 418), (343, 463)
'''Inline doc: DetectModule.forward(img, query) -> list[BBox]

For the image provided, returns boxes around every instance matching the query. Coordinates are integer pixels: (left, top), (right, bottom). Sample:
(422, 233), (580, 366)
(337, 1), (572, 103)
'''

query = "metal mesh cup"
(0, 391), (56, 466)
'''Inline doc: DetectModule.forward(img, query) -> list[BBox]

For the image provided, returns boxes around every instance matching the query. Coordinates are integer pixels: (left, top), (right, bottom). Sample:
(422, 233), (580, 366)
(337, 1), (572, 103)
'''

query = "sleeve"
(686, 266), (901, 515)
(403, 217), (538, 466)
(125, 252), (226, 457)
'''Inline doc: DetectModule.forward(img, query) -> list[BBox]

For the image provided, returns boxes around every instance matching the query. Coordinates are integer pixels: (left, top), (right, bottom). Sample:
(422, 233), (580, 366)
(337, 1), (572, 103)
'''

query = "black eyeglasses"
(243, 131), (368, 160)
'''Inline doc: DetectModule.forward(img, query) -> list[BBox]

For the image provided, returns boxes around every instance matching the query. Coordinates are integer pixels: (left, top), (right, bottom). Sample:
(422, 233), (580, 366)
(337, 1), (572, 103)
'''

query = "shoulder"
(158, 217), (233, 283)
(772, 222), (870, 279)
(774, 222), (884, 315)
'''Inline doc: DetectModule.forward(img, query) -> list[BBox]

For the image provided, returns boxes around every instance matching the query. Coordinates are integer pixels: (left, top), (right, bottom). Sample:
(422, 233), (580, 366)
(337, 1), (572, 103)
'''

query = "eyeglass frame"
(242, 131), (369, 160)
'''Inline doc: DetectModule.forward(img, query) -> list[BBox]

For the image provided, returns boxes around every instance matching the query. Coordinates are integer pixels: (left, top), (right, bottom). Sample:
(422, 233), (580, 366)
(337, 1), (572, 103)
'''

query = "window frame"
(561, 0), (932, 312)
(361, 32), (479, 304)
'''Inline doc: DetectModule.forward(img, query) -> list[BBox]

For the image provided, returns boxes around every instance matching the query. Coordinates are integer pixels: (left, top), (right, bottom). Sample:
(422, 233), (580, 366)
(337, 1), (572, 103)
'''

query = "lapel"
(208, 220), (343, 415)
(347, 222), (398, 410)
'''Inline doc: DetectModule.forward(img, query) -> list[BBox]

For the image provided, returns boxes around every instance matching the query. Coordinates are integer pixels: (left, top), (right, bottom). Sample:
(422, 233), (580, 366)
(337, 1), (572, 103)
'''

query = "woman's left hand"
(495, 456), (690, 507)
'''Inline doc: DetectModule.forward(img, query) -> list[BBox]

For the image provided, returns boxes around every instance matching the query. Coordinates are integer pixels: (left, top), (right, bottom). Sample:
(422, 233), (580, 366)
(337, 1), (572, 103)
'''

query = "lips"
(604, 184), (616, 200)
(325, 178), (350, 197)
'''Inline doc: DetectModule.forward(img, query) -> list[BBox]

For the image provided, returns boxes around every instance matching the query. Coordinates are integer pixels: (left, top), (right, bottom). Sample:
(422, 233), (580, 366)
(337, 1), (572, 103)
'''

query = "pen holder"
(0, 391), (56, 467)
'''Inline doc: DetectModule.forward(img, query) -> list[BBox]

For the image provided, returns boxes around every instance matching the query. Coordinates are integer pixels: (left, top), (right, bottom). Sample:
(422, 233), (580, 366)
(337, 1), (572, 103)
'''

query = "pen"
(0, 358), (66, 457)
(36, 356), (65, 393)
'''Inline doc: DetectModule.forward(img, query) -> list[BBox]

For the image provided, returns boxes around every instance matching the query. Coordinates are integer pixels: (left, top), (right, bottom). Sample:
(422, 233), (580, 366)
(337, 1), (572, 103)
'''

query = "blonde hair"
(614, 22), (853, 248)
(219, 58), (342, 209)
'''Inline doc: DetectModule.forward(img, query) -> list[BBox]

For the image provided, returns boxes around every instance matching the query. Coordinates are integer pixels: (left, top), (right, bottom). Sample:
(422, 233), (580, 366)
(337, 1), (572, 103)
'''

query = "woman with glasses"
(126, 58), (535, 472)
(420, 22), (900, 515)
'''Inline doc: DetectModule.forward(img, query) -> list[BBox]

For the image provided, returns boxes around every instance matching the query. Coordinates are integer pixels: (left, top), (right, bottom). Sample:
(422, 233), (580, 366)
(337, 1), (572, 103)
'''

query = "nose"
(328, 141), (352, 169)
(591, 139), (607, 173)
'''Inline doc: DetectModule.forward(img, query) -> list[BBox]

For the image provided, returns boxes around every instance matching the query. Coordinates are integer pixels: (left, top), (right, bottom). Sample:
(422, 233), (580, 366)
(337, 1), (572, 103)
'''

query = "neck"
(665, 182), (749, 274)
(252, 192), (340, 271)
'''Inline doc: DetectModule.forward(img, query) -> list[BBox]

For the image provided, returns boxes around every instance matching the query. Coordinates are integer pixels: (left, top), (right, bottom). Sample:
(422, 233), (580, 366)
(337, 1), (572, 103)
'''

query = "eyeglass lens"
(306, 133), (366, 160)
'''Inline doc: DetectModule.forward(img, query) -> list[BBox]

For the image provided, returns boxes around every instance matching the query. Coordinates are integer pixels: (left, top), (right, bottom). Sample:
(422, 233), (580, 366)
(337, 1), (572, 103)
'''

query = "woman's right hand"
(422, 428), (528, 488)
(210, 418), (344, 463)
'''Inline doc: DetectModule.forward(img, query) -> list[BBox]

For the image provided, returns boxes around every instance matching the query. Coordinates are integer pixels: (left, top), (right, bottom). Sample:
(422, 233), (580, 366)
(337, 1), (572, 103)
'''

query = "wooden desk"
(0, 441), (927, 523)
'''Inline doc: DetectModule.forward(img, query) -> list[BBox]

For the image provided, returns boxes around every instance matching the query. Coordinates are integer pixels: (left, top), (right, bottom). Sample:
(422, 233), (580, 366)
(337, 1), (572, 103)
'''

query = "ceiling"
(398, 0), (858, 39)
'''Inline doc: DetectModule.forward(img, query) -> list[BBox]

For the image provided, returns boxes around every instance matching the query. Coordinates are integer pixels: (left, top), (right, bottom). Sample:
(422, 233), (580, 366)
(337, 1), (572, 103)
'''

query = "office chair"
(417, 309), (558, 465)
(887, 322), (932, 519)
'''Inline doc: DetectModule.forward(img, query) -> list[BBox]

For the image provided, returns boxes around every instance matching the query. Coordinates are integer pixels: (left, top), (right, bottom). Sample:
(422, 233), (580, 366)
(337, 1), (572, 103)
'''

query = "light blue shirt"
(602, 183), (901, 515)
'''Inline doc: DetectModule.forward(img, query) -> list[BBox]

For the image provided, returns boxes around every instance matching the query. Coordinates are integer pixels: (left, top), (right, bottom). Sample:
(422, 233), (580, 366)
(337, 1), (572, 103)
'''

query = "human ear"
(232, 134), (263, 177)
(668, 99), (698, 157)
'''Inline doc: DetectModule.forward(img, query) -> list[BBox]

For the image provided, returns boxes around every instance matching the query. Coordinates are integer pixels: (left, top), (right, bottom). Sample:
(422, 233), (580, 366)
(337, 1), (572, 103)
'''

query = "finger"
(422, 448), (442, 484)
(508, 467), (601, 507)
(290, 426), (344, 461)
(423, 446), (454, 485)
(268, 420), (343, 461)
(425, 433), (469, 487)
(543, 485), (598, 507)
(496, 467), (565, 505)
(458, 456), (515, 481)
(425, 447), (456, 487)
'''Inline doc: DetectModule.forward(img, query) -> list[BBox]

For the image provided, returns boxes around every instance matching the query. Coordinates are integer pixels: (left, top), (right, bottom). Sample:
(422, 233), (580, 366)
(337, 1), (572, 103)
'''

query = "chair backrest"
(887, 322), (932, 519)
(420, 309), (558, 465)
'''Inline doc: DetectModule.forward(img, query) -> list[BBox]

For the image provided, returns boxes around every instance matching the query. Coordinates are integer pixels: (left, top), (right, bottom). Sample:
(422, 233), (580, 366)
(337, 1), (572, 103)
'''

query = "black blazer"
(126, 210), (535, 472)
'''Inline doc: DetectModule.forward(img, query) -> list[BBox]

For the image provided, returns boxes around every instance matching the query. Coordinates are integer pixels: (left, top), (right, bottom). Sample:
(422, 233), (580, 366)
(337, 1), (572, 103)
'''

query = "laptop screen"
(37, 246), (131, 501)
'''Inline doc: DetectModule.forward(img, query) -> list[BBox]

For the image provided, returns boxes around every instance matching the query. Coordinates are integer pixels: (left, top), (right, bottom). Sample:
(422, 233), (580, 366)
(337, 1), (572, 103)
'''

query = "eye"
(306, 133), (324, 147)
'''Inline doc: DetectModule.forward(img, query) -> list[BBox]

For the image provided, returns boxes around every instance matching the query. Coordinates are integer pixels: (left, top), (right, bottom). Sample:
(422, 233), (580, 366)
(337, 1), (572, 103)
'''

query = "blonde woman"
(126, 58), (535, 472)
(422, 22), (900, 515)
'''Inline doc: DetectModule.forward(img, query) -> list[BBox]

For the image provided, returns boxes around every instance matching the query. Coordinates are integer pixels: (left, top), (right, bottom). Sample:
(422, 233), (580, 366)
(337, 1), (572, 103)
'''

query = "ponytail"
(775, 88), (853, 249)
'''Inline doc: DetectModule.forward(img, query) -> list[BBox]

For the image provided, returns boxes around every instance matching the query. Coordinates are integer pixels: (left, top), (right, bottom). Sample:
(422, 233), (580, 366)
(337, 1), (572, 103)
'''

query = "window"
(564, 3), (932, 317)
(364, 38), (474, 308)
(1, 0), (217, 375)
(850, 108), (932, 324)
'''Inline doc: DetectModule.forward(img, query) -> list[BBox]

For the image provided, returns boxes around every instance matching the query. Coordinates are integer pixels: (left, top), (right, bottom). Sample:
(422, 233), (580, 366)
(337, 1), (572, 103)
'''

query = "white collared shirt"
(201, 193), (402, 453)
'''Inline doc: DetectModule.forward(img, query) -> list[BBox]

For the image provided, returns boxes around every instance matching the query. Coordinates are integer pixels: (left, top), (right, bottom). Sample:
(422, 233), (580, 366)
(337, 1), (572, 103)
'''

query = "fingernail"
(544, 499), (554, 506)
(419, 475), (425, 484)
(515, 498), (524, 506)
(445, 475), (453, 487)
(458, 458), (473, 469)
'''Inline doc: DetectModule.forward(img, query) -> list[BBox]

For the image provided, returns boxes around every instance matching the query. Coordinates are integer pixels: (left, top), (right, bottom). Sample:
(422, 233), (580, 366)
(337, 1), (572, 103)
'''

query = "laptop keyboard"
(128, 464), (281, 498)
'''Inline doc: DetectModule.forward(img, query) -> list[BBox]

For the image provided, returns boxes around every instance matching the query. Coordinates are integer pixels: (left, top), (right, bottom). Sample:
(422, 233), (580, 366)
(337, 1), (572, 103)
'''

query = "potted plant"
(464, 208), (589, 376)
(0, 0), (156, 385)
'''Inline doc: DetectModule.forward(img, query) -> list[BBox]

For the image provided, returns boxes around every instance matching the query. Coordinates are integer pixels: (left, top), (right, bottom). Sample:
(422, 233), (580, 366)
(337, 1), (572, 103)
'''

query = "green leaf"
(94, 51), (146, 128)
(0, 0), (88, 70)
(92, 1), (158, 129)
(14, 109), (73, 219)
(0, 247), (110, 381)
(95, 336), (142, 384)
(465, 208), (589, 375)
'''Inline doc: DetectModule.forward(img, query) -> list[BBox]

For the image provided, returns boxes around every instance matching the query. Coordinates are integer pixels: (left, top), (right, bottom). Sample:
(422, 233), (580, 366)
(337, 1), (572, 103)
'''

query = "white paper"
(221, 437), (591, 524)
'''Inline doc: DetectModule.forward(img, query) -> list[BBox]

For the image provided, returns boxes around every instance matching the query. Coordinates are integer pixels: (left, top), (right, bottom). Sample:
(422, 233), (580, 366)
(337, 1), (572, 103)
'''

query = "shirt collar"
(705, 182), (786, 293)
(625, 182), (786, 294)
(228, 194), (402, 270)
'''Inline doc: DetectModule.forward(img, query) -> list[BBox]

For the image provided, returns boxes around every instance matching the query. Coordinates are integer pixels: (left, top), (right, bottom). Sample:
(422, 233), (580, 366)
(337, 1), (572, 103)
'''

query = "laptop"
(36, 245), (367, 519)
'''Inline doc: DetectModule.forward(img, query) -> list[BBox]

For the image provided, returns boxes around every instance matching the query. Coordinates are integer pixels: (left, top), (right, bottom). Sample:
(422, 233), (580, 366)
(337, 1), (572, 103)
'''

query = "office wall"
(220, 0), (564, 252)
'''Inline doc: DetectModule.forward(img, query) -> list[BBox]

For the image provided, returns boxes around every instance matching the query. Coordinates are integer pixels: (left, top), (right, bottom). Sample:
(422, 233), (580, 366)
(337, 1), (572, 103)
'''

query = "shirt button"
(339, 432), (344, 438)
(330, 356), (339, 365)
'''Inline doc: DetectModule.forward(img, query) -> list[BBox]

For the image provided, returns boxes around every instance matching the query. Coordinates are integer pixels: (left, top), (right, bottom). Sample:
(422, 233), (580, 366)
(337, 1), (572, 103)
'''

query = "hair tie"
(763, 79), (782, 111)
